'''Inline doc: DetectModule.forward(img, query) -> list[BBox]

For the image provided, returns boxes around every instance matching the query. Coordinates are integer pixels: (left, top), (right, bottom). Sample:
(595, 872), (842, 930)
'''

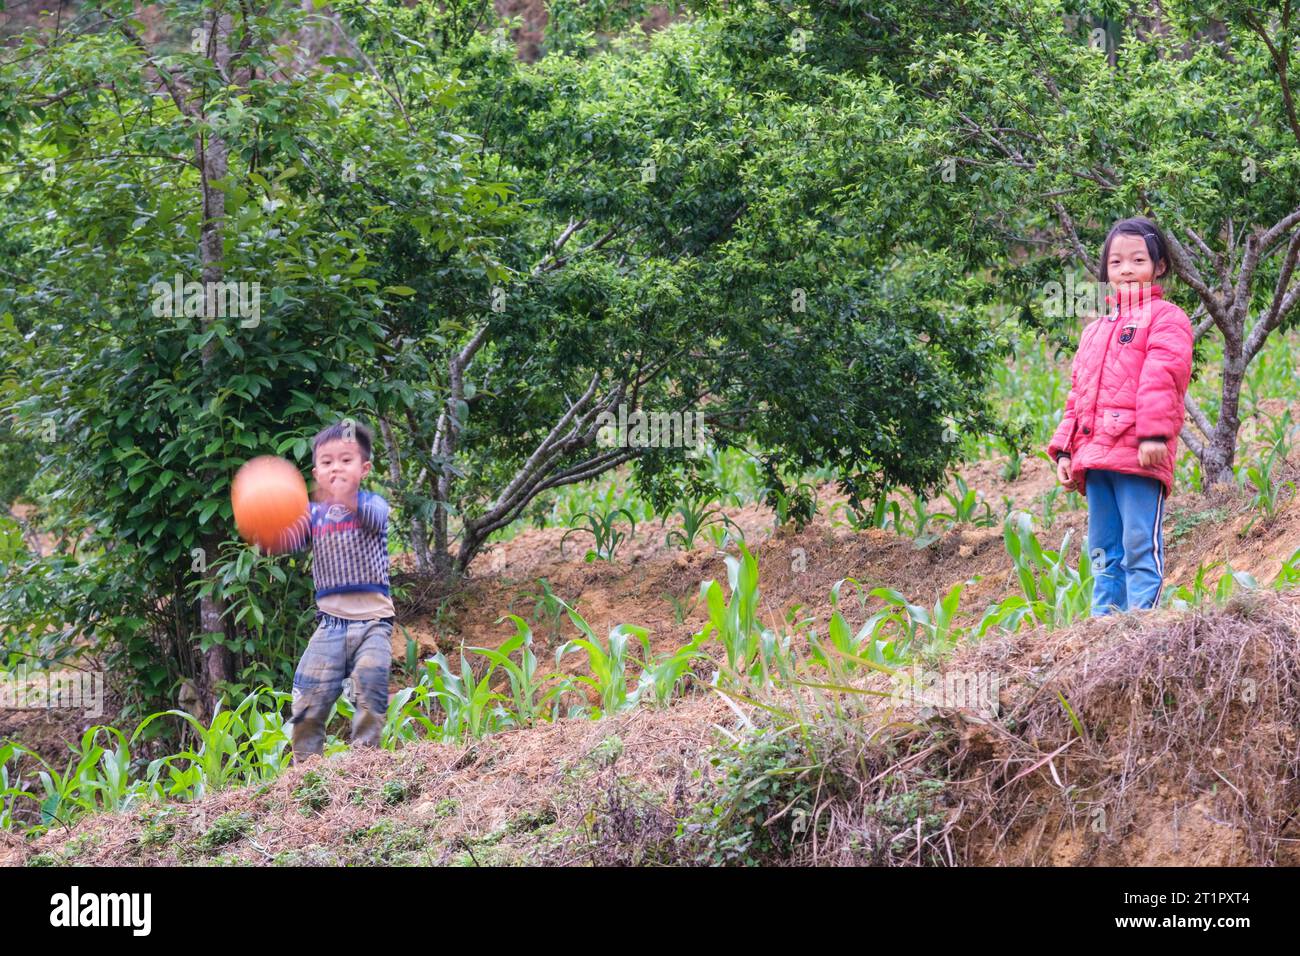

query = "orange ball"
(231, 455), (309, 552)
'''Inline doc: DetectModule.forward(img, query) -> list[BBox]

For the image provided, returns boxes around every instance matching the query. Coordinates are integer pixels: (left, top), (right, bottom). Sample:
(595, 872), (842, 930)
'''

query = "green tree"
(753, 0), (1300, 485)
(2, 0), (1014, 714)
(337, 0), (1010, 574)
(0, 0), (504, 712)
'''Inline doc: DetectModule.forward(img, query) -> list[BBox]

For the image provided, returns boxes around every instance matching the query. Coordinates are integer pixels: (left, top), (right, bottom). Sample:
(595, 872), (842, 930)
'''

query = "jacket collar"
(1105, 282), (1163, 316)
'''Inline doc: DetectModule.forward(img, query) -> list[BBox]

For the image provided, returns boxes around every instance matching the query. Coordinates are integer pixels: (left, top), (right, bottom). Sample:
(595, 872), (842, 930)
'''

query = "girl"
(1048, 216), (1194, 614)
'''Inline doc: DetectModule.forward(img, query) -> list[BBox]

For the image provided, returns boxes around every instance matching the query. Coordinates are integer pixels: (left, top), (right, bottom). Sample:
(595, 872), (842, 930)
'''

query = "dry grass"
(9, 592), (1300, 866)
(4, 697), (732, 867)
(947, 589), (1300, 864)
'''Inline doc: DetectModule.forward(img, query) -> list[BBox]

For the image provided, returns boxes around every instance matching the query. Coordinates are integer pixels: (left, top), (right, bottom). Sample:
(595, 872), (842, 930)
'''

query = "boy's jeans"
(1085, 469), (1167, 615)
(289, 614), (393, 760)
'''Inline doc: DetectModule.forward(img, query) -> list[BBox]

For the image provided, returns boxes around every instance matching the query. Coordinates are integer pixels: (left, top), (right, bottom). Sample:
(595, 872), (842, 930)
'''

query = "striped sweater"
(275, 490), (392, 606)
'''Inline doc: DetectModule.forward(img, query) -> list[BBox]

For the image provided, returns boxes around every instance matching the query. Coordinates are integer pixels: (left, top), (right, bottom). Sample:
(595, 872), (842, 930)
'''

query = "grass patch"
(344, 819), (427, 865)
(1167, 506), (1228, 542)
(196, 812), (254, 852)
(292, 769), (331, 815)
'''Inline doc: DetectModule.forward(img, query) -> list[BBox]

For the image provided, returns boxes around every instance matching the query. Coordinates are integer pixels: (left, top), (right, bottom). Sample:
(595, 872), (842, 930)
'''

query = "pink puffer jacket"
(1046, 283), (1193, 497)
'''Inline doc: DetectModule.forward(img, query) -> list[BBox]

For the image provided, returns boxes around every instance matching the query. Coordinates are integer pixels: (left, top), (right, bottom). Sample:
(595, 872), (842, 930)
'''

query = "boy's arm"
(353, 491), (390, 534)
(264, 507), (312, 555)
(1136, 306), (1194, 442)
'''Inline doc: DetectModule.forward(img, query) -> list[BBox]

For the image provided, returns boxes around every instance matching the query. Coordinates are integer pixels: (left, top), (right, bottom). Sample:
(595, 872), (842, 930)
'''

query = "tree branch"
(1180, 423), (1208, 460)
(1185, 391), (1215, 440)
(1245, 226), (1300, 361)
(117, 22), (195, 117)
(1243, 4), (1300, 149)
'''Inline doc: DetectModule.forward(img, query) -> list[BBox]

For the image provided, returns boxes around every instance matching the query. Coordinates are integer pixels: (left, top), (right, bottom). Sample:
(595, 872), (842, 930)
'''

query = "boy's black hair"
(1099, 216), (1172, 283)
(312, 419), (374, 463)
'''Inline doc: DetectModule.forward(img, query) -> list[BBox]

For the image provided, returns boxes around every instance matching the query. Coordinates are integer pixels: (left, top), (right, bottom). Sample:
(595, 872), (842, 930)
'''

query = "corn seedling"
(1176, 449), (1204, 494)
(523, 576), (568, 644)
(765, 481), (818, 531)
(1242, 439), (1296, 533)
(1164, 561), (1258, 610)
(1002, 512), (1092, 630)
(934, 476), (996, 527)
(896, 491), (941, 548)
(695, 542), (790, 684)
(1260, 407), (1297, 454)
(664, 588), (700, 625)
(868, 581), (971, 660)
(424, 650), (516, 742)
(1, 742), (42, 833)
(820, 576), (960, 666)
(973, 594), (1034, 636)
(134, 689), (292, 802)
(1273, 548), (1300, 589)
(382, 684), (433, 748)
(555, 601), (650, 716)
(560, 507), (638, 562)
(810, 578), (903, 669)
(663, 496), (743, 550)
(1039, 485), (1061, 530)
(829, 495), (898, 531)
(705, 521), (745, 550)
(14, 725), (154, 833)
(811, 604), (887, 670)
(999, 435), (1023, 482)
(636, 634), (712, 708)
(473, 616), (561, 727)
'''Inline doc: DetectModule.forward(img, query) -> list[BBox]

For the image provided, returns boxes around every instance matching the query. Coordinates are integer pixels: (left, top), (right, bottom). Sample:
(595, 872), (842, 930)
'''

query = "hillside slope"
(8, 586), (1300, 867)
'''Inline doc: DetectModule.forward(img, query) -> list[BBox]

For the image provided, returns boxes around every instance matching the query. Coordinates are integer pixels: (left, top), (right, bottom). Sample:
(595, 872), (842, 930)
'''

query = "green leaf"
(198, 500), (222, 525)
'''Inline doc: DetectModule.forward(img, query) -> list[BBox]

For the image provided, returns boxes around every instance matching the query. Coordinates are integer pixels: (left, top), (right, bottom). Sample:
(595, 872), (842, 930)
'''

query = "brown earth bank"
(7, 452), (1300, 790)
(399, 453), (1300, 670)
(7, 588), (1300, 866)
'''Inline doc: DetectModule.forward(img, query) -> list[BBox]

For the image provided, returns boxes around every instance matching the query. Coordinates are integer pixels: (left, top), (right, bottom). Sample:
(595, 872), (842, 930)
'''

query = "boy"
(270, 419), (394, 762)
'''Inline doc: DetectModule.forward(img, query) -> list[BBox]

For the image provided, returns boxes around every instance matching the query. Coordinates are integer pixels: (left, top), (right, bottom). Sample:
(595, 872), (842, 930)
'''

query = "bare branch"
(437, 322), (493, 502)
(1245, 227), (1300, 360)
(1190, 302), (1215, 342)
(1179, 423), (1208, 460)
(1160, 225), (1232, 337)
(1185, 225), (1228, 294)
(323, 13), (412, 132)
(480, 372), (609, 522)
(1185, 391), (1215, 440)
(532, 217), (588, 274)
(1256, 204), (1300, 258)
(459, 447), (641, 553)
(1242, 6), (1300, 149)
(534, 447), (641, 494)
(1052, 201), (1099, 278)
(117, 22), (194, 117)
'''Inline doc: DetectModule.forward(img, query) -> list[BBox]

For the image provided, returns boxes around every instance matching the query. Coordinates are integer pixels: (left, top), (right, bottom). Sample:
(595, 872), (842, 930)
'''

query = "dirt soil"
(11, 450), (1300, 865)
(8, 589), (1300, 867)
(397, 454), (1300, 673)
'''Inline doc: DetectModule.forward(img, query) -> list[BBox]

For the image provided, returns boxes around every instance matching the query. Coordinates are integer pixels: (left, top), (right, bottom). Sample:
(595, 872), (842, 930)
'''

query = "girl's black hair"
(312, 419), (374, 462)
(1099, 216), (1172, 283)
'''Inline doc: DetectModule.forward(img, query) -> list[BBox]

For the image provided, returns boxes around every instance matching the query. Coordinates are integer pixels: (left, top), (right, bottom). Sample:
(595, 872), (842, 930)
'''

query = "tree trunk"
(379, 416), (431, 571)
(196, 11), (235, 715)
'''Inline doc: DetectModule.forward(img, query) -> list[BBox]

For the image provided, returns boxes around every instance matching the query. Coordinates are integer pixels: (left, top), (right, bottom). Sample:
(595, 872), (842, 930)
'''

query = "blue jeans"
(1085, 469), (1166, 614)
(289, 614), (393, 760)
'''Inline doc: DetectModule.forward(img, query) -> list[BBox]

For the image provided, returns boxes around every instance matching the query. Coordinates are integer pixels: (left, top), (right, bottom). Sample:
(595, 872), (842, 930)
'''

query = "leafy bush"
(681, 723), (818, 866)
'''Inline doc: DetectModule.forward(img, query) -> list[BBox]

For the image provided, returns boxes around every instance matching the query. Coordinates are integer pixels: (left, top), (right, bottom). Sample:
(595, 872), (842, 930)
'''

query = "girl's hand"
(1056, 455), (1076, 490)
(1138, 440), (1168, 469)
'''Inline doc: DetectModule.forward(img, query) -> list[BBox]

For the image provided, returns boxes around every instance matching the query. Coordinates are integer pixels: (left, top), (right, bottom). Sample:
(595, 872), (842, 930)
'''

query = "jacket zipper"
(1087, 308), (1121, 439)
